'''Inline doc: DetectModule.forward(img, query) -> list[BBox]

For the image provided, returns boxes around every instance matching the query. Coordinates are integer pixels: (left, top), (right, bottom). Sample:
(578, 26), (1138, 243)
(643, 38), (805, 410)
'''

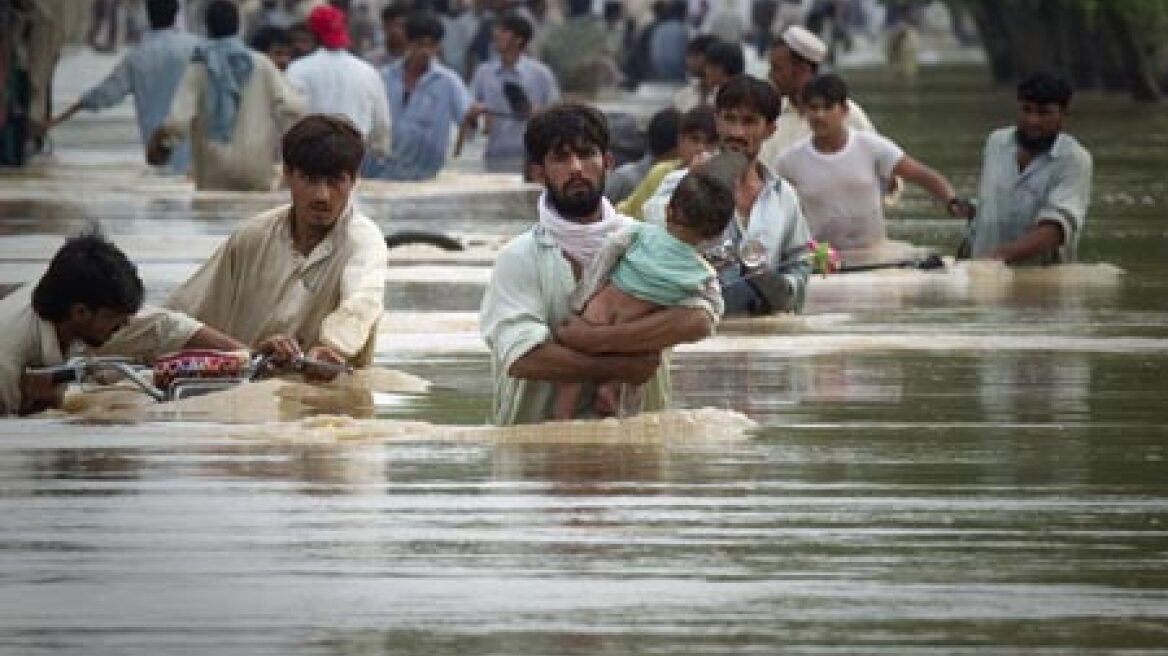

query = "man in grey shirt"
(965, 72), (1092, 265)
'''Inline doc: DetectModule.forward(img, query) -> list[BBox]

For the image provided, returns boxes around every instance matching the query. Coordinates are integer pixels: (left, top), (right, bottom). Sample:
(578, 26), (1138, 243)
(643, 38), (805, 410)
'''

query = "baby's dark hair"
(668, 170), (736, 240)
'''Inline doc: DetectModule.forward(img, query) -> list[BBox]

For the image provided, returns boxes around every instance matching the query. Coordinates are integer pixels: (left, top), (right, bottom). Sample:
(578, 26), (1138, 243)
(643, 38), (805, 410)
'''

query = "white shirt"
(759, 97), (875, 172)
(775, 129), (904, 251)
(286, 48), (392, 155)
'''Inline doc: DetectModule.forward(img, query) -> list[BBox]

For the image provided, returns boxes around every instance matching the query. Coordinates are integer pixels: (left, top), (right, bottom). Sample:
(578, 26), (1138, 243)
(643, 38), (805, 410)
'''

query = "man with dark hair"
(1, 231), (241, 415)
(643, 74), (813, 316)
(963, 72), (1092, 264)
(758, 25), (876, 169)
(776, 73), (965, 258)
(287, 20), (317, 59)
(147, 0), (303, 190)
(673, 33), (719, 111)
(702, 39), (745, 97)
(166, 114), (388, 372)
(479, 103), (714, 425)
(286, 4), (391, 158)
(604, 107), (680, 203)
(364, 11), (470, 180)
(466, 12), (559, 174)
(367, 3), (408, 68)
(250, 25), (294, 71)
(46, 0), (201, 175)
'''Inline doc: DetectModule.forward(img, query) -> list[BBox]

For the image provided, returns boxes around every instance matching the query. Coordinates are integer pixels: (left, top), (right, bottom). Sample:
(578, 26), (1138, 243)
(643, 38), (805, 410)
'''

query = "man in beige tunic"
(1, 231), (242, 415)
(147, 0), (303, 191)
(166, 114), (388, 374)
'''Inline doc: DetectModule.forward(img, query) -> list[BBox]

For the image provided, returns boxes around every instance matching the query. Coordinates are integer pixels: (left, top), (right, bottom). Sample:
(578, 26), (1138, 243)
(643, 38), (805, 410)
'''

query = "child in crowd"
(553, 153), (745, 420)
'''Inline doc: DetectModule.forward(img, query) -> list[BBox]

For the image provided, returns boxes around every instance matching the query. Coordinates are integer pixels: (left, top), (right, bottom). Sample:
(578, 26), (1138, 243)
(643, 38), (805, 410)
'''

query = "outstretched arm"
(892, 155), (964, 216)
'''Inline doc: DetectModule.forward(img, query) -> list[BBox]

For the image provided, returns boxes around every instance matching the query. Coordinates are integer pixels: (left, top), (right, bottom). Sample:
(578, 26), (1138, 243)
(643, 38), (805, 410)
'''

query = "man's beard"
(1015, 127), (1058, 153)
(547, 176), (605, 219)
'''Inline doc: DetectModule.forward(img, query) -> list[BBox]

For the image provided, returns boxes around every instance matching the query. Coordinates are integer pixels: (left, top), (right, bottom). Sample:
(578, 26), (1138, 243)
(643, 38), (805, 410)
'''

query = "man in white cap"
(757, 25), (877, 170)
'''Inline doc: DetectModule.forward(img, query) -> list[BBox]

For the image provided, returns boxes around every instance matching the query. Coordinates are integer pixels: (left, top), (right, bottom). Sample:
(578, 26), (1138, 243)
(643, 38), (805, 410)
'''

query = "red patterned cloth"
(153, 350), (250, 390)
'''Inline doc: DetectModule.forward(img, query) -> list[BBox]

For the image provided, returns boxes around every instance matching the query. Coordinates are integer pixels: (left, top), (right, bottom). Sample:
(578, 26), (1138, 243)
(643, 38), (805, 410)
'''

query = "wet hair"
(146, 0), (179, 30)
(32, 229), (144, 323)
(680, 106), (717, 140)
(524, 103), (610, 165)
(687, 33), (718, 56)
(1018, 72), (1073, 108)
(716, 74), (781, 123)
(646, 107), (681, 158)
(281, 114), (366, 178)
(496, 12), (534, 46)
(405, 11), (444, 42)
(669, 168), (737, 239)
(705, 40), (745, 77)
(250, 25), (291, 52)
(381, 3), (407, 22)
(205, 0), (240, 38)
(800, 73), (849, 107)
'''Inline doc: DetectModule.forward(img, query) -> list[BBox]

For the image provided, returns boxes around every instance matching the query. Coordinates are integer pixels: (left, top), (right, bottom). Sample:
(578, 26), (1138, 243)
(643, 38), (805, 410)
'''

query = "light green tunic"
(609, 223), (717, 306)
(479, 224), (672, 426)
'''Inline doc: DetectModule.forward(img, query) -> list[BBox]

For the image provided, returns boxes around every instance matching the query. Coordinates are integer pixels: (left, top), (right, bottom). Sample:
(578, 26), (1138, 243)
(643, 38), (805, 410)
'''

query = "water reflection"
(979, 353), (1091, 424)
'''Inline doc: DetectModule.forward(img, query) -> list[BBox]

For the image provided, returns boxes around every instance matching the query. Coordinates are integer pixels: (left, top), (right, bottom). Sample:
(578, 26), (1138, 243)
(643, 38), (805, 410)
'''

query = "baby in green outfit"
(553, 163), (739, 420)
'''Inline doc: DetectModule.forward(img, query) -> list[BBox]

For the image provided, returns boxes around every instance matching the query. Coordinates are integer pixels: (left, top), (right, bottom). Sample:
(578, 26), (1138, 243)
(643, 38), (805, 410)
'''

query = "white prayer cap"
(781, 26), (827, 65)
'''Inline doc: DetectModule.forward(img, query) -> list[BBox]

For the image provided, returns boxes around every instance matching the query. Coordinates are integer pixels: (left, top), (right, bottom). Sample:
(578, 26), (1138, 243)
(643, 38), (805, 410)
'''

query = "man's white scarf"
(537, 190), (630, 267)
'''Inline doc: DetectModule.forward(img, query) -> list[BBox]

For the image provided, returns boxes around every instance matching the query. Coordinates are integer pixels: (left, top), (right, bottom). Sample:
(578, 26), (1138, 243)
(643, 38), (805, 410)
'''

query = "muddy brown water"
(0, 60), (1166, 654)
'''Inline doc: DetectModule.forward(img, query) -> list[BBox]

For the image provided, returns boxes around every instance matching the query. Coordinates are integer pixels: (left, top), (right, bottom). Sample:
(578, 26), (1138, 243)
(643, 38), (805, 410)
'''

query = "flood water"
(1, 56), (1167, 654)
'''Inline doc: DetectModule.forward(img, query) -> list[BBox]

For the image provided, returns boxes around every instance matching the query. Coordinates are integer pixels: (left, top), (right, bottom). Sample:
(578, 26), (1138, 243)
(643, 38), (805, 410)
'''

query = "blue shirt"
(79, 27), (202, 174)
(970, 127), (1093, 264)
(470, 55), (560, 174)
(372, 60), (470, 181)
(649, 19), (688, 81)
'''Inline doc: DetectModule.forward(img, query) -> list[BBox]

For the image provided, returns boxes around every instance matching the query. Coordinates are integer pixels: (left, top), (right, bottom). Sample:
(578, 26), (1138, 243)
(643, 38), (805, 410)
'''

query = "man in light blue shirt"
(48, 0), (199, 175)
(364, 11), (470, 181)
(643, 75), (812, 316)
(964, 72), (1093, 265)
(466, 12), (559, 175)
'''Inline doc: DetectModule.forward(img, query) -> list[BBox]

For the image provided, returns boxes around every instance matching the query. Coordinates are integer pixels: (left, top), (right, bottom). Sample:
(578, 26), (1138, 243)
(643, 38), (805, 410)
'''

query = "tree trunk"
(1100, 3), (1162, 102)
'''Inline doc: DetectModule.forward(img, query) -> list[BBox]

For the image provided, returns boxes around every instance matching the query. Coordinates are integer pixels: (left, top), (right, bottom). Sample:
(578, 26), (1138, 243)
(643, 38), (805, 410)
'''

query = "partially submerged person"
(286, 4), (391, 159)
(758, 25), (877, 170)
(46, 0), (200, 175)
(479, 103), (715, 426)
(0, 231), (241, 416)
(364, 11), (470, 181)
(618, 106), (718, 220)
(775, 74), (967, 255)
(466, 12), (560, 175)
(166, 114), (389, 376)
(554, 160), (738, 420)
(643, 75), (813, 316)
(963, 72), (1092, 265)
(147, 0), (304, 191)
